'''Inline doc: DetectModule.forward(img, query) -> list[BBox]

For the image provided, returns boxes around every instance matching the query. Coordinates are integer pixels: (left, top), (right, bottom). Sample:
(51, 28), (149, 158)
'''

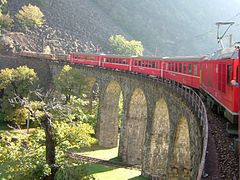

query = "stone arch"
(143, 98), (170, 177)
(98, 80), (122, 148)
(169, 117), (191, 179)
(126, 88), (147, 165)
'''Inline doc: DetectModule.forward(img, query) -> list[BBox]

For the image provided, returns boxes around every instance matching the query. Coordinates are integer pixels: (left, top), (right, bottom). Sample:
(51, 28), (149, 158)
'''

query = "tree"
(0, 66), (39, 124)
(0, 0), (7, 15)
(15, 4), (44, 28)
(54, 65), (87, 103)
(0, 14), (13, 30)
(108, 35), (144, 56)
(0, 90), (96, 179)
(0, 66), (96, 179)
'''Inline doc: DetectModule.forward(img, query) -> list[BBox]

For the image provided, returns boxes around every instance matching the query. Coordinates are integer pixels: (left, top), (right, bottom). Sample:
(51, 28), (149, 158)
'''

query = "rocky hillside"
(2, 0), (240, 56)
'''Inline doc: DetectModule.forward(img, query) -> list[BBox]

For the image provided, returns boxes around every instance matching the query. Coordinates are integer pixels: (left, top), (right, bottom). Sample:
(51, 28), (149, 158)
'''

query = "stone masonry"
(0, 55), (203, 179)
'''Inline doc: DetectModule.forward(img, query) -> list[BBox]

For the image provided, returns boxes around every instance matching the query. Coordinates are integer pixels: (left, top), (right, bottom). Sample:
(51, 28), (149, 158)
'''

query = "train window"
(169, 63), (172, 71)
(188, 64), (192, 74)
(175, 64), (178, 72)
(216, 64), (218, 73)
(152, 62), (155, 68)
(149, 62), (152, 68)
(231, 51), (238, 59)
(166, 63), (169, 70)
(146, 61), (149, 67)
(193, 64), (198, 75)
(135, 61), (138, 66)
(179, 64), (182, 72)
(183, 64), (187, 74)
(156, 62), (158, 69)
(138, 61), (141, 66)
(227, 65), (232, 86)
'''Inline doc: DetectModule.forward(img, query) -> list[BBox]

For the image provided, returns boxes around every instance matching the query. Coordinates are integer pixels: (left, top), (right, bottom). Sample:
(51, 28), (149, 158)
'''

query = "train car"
(132, 56), (162, 77)
(201, 47), (239, 124)
(100, 54), (131, 71)
(69, 53), (100, 66)
(161, 56), (206, 89)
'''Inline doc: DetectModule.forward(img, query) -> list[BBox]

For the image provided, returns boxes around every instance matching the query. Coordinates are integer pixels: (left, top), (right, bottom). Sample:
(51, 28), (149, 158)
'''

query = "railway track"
(205, 109), (239, 180)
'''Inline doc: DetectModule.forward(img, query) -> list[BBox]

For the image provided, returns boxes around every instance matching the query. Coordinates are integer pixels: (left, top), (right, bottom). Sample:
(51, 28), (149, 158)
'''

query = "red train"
(69, 47), (239, 131)
(18, 48), (239, 132)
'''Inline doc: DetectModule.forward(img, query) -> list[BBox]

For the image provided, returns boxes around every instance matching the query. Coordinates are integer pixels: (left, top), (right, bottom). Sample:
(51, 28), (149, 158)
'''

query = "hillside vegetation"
(3, 0), (240, 55)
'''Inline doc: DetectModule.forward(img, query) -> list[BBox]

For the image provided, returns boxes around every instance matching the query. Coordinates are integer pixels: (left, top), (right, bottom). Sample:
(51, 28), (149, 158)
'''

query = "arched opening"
(169, 117), (191, 178)
(127, 88), (147, 165)
(143, 98), (170, 176)
(98, 81), (123, 148)
(84, 76), (97, 112)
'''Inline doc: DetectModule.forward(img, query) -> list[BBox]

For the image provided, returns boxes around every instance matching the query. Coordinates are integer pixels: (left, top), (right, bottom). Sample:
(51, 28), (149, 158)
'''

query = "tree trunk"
(41, 113), (57, 180)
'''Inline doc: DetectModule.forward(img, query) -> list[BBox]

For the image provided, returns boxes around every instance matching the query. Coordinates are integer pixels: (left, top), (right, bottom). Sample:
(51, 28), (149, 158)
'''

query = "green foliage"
(55, 164), (95, 180)
(118, 92), (123, 128)
(15, 4), (44, 28)
(0, 129), (50, 179)
(54, 65), (88, 103)
(0, 66), (39, 124)
(50, 96), (97, 130)
(43, 45), (51, 54)
(53, 121), (96, 151)
(0, 0), (7, 15)
(0, 120), (96, 179)
(0, 14), (13, 30)
(109, 35), (144, 56)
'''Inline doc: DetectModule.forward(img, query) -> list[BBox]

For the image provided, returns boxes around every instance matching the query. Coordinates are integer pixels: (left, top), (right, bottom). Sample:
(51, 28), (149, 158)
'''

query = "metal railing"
(163, 79), (208, 180)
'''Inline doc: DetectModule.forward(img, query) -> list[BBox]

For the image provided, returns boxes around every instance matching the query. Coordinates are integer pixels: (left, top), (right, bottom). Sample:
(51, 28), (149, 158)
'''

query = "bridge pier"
(96, 80), (122, 148)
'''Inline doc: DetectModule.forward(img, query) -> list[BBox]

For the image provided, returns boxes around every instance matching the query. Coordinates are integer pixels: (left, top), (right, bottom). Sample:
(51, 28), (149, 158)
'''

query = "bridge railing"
(164, 80), (208, 180)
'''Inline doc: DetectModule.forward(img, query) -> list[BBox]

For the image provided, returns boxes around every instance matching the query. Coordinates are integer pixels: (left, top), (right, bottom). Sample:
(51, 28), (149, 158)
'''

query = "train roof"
(161, 55), (207, 62)
(209, 47), (238, 60)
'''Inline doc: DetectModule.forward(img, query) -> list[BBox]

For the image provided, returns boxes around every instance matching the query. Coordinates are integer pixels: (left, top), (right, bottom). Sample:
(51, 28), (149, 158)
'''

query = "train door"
(218, 63), (227, 93)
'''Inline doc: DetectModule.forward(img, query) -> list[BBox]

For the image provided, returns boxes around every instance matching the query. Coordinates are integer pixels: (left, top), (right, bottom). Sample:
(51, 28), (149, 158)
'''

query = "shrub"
(43, 45), (51, 54)
(0, 14), (13, 30)
(55, 164), (95, 180)
(15, 4), (44, 28)
(109, 35), (144, 56)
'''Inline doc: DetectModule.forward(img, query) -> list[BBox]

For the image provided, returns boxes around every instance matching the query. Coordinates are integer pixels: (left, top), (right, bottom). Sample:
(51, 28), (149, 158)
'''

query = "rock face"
(5, 0), (129, 54)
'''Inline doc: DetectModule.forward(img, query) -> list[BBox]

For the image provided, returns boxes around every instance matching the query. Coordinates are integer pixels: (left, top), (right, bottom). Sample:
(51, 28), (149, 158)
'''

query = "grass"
(80, 146), (119, 160)
(88, 164), (146, 180)
(78, 146), (148, 180)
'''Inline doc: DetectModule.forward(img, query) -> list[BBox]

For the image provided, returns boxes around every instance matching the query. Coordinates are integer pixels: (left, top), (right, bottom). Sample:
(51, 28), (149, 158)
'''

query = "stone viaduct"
(0, 54), (207, 179)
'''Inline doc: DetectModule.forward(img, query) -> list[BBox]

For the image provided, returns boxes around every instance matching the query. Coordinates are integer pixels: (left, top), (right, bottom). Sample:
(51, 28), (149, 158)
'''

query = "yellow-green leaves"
(0, 66), (39, 124)
(16, 4), (44, 28)
(109, 35), (144, 56)
(54, 65), (87, 103)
